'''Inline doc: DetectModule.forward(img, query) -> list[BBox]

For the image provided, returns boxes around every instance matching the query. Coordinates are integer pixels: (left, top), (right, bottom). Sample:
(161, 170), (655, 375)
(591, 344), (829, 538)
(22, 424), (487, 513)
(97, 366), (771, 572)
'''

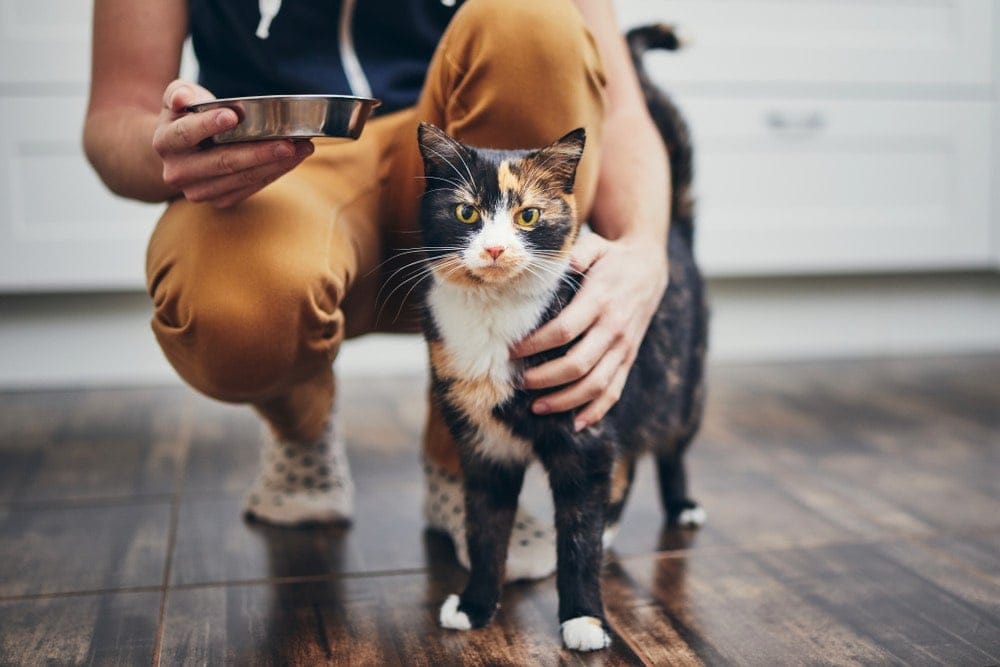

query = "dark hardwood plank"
(607, 550), (901, 666)
(2, 354), (998, 665)
(0, 591), (161, 666)
(751, 541), (1000, 665)
(0, 387), (189, 504)
(170, 444), (439, 586)
(0, 502), (171, 597)
(160, 570), (645, 666)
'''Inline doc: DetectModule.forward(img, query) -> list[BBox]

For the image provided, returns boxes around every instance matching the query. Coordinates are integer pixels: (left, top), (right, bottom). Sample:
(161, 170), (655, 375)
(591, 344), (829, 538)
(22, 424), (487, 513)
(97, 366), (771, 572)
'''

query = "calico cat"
(416, 24), (707, 652)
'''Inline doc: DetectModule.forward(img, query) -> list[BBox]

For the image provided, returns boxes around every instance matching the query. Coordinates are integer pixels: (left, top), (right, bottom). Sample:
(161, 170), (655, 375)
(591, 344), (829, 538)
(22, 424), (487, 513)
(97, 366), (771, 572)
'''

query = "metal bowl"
(187, 94), (381, 144)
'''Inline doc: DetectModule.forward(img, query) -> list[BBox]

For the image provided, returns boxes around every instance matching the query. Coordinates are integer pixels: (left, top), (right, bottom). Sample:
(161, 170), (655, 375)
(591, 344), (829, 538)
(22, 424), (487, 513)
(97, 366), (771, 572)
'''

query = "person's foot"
(243, 408), (353, 525)
(423, 461), (557, 581)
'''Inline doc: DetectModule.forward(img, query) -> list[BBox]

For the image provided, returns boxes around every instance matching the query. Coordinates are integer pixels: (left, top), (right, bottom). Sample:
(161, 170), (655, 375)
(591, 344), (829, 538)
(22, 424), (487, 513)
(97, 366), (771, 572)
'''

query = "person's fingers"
(182, 143), (312, 204)
(511, 283), (608, 358)
(521, 324), (616, 389)
(153, 107), (239, 155)
(531, 343), (627, 417)
(162, 80), (215, 113)
(572, 363), (630, 431)
(162, 139), (308, 189)
(568, 232), (609, 274)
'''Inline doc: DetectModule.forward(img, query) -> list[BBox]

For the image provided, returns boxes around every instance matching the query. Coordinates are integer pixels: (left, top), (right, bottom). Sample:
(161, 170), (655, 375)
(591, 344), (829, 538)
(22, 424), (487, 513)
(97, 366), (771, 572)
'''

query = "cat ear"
(417, 122), (471, 177)
(531, 128), (587, 192)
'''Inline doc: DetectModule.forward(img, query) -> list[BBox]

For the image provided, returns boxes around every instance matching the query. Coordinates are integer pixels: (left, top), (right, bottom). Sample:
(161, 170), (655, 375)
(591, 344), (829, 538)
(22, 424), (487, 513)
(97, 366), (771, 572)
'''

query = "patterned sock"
(243, 407), (353, 525)
(423, 461), (557, 582)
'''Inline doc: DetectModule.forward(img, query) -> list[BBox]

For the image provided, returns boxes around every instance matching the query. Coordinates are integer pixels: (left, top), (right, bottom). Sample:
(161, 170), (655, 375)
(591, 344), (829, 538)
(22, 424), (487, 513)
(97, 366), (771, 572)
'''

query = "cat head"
(417, 123), (585, 288)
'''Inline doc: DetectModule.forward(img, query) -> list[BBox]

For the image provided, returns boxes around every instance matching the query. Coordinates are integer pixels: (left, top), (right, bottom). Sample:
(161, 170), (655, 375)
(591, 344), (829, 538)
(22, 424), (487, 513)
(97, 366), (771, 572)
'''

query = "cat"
(415, 23), (707, 652)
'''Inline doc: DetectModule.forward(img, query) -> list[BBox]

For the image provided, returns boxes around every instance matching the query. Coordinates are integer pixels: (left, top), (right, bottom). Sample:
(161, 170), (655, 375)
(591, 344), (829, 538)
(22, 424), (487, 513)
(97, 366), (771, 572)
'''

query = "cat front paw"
(439, 594), (498, 630)
(561, 616), (611, 652)
(439, 594), (471, 630)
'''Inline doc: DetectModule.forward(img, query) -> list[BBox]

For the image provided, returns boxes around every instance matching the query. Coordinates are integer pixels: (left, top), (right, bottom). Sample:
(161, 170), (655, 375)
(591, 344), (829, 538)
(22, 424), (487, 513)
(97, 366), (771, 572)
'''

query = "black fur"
(418, 25), (708, 646)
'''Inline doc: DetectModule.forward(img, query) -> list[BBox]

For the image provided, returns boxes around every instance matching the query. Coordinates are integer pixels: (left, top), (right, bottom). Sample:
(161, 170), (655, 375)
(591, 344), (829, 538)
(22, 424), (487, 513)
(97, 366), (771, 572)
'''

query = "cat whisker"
(364, 247), (465, 279)
(376, 264), (441, 326)
(422, 145), (476, 194)
(374, 251), (464, 305)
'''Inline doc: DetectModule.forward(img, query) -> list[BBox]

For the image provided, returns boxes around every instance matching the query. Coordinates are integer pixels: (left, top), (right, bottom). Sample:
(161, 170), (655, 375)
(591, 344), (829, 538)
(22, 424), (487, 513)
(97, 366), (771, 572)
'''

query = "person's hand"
(511, 232), (668, 431)
(152, 79), (314, 208)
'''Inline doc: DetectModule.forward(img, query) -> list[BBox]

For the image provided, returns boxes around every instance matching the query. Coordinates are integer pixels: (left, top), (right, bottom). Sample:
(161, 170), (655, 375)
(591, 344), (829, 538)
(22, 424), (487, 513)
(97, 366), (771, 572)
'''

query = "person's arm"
(512, 0), (671, 431)
(84, 0), (314, 207)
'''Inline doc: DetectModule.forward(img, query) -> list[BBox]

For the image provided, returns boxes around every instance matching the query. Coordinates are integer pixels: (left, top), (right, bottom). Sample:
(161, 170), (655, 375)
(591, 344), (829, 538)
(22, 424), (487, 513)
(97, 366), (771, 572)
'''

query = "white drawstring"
(256, 0), (282, 39)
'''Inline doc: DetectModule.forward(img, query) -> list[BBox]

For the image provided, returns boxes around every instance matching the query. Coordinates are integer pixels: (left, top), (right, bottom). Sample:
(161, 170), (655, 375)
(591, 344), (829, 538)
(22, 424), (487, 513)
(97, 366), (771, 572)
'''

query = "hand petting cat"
(510, 0), (672, 431)
(511, 232), (668, 431)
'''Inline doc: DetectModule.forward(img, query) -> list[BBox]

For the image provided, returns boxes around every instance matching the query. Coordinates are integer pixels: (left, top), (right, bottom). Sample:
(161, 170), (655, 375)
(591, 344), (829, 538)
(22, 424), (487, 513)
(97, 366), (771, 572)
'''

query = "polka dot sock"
(424, 461), (557, 582)
(243, 408), (353, 525)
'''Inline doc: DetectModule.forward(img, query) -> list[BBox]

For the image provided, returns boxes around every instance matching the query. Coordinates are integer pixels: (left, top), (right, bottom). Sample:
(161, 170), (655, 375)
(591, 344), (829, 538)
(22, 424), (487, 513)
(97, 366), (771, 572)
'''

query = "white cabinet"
(616, 0), (997, 275)
(617, 0), (993, 88)
(0, 0), (93, 84)
(0, 3), (197, 292)
(684, 98), (993, 274)
(0, 96), (162, 291)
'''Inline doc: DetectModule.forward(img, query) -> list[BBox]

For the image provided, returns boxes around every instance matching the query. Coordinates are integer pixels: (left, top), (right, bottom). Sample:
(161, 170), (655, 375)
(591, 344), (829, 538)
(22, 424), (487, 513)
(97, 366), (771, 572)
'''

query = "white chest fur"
(428, 274), (561, 463)
(429, 279), (554, 387)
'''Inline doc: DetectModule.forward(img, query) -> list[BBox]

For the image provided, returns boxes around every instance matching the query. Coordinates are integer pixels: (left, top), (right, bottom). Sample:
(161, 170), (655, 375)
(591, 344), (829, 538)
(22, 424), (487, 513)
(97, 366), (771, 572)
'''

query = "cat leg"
(657, 440), (705, 528)
(423, 401), (555, 581)
(424, 461), (556, 581)
(602, 454), (637, 549)
(541, 437), (613, 652)
(244, 401), (353, 524)
(439, 458), (525, 630)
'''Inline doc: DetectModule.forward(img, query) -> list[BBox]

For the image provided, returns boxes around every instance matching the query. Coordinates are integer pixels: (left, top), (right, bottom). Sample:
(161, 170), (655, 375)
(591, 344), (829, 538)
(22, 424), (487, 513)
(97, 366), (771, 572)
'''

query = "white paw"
(561, 616), (611, 652)
(602, 524), (620, 549)
(439, 594), (471, 631)
(677, 504), (707, 528)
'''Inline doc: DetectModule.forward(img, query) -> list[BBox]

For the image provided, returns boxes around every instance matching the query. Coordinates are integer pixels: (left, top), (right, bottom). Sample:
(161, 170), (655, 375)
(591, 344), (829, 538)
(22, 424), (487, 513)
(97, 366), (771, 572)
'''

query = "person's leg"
(147, 130), (387, 524)
(381, 0), (607, 578)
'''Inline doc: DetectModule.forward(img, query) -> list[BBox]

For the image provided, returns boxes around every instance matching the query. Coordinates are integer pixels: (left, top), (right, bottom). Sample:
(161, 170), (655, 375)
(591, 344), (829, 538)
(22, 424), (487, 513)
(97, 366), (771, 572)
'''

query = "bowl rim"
(187, 94), (381, 112)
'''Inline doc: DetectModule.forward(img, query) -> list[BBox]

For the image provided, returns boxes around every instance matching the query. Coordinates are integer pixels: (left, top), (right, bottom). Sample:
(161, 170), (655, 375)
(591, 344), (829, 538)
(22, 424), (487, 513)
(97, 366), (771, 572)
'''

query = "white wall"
(2, 273), (999, 389)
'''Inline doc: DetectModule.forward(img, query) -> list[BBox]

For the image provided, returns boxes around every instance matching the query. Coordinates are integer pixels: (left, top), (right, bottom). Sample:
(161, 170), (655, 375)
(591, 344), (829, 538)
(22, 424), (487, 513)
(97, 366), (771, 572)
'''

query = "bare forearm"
(84, 106), (176, 202)
(574, 0), (670, 248)
(592, 113), (669, 247)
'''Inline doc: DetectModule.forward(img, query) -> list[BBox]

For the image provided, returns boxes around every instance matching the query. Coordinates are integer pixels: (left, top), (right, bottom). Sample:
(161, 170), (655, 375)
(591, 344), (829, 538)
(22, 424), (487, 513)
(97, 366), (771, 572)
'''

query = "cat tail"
(626, 24), (696, 249)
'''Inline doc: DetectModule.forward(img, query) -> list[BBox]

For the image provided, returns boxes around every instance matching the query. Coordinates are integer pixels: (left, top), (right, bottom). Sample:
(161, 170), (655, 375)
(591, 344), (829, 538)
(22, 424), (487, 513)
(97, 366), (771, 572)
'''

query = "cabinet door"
(0, 1), (92, 84)
(615, 0), (993, 88)
(677, 97), (993, 275)
(0, 96), (162, 291)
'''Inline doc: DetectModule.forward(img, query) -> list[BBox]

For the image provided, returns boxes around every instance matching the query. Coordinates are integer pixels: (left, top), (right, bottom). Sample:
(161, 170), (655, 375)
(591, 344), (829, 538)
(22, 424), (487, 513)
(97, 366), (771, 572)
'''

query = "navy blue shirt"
(189, 1), (461, 114)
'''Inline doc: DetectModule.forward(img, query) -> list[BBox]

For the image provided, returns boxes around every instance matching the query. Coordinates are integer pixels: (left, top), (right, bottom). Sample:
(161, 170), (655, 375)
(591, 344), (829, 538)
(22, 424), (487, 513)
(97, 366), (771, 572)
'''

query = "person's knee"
(150, 260), (344, 403)
(448, 0), (603, 81)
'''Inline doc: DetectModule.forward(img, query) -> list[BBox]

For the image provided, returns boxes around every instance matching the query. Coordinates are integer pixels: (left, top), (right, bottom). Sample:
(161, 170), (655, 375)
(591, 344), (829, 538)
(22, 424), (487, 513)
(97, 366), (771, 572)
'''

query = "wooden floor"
(0, 355), (998, 666)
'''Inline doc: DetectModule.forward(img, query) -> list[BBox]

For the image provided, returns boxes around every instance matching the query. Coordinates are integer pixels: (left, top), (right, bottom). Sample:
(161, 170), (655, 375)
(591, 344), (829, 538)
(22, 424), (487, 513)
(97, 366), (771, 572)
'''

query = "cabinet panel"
(679, 97), (993, 274)
(0, 1), (92, 83)
(0, 96), (162, 291)
(615, 0), (993, 87)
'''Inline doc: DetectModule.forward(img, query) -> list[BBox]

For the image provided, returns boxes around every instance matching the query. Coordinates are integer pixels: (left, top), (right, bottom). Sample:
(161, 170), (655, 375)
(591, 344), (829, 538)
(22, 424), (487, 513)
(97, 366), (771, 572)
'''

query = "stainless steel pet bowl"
(187, 94), (381, 143)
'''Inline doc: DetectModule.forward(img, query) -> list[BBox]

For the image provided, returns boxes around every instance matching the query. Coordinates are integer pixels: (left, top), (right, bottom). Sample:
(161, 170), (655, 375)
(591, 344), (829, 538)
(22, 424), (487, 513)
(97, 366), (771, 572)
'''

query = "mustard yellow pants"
(146, 0), (606, 474)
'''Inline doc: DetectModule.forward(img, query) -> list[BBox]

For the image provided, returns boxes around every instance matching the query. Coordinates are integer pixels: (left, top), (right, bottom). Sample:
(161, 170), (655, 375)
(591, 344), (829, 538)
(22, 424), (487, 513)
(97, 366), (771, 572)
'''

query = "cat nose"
(484, 245), (505, 260)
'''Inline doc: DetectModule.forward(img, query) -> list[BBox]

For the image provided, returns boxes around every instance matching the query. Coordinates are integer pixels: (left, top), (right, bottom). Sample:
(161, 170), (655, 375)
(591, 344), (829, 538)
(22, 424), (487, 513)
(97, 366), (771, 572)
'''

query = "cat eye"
(517, 208), (541, 228)
(454, 204), (480, 224)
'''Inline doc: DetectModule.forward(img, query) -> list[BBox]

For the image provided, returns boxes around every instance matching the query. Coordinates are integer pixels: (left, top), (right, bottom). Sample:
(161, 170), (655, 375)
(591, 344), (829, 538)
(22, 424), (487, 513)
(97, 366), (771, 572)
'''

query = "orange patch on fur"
(609, 457), (633, 504)
(497, 160), (522, 201)
(429, 341), (531, 462)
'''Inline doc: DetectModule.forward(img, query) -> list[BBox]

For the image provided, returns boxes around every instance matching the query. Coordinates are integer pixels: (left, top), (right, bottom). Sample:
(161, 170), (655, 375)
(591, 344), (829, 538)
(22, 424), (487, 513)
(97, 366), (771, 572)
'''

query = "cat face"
(417, 124), (585, 287)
